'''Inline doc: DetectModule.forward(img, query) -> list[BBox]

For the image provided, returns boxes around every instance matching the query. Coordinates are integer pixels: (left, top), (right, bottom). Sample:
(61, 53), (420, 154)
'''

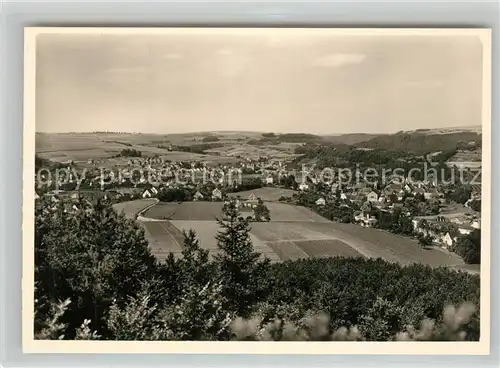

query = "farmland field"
(141, 221), (184, 260)
(307, 222), (464, 267)
(249, 222), (463, 266)
(143, 201), (224, 220)
(265, 202), (331, 222)
(250, 222), (333, 242)
(170, 220), (281, 262)
(119, 199), (467, 268)
(112, 199), (157, 219)
(203, 142), (300, 160)
(228, 187), (298, 202)
(264, 241), (308, 261)
(294, 239), (364, 259)
(36, 132), (246, 164)
(142, 200), (329, 223)
(36, 133), (175, 162)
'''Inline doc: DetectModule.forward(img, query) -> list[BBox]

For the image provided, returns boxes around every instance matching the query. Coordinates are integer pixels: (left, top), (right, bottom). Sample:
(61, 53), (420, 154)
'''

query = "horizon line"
(35, 125), (482, 136)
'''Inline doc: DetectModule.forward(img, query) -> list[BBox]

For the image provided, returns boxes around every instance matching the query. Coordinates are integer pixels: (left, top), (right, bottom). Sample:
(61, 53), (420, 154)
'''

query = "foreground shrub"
(265, 258), (480, 340)
(230, 302), (476, 341)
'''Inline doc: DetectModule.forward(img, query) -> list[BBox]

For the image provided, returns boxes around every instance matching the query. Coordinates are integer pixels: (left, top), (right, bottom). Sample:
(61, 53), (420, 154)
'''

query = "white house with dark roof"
(440, 232), (455, 248)
(424, 188), (440, 200)
(413, 187), (425, 196)
(471, 219), (481, 229)
(315, 197), (326, 206)
(212, 188), (222, 200)
(193, 191), (204, 201)
(366, 191), (378, 203)
(246, 193), (259, 208)
(299, 182), (309, 191)
(458, 224), (475, 236)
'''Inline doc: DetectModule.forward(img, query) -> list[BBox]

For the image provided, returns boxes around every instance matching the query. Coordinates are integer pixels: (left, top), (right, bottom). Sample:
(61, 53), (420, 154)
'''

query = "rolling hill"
(354, 131), (481, 153)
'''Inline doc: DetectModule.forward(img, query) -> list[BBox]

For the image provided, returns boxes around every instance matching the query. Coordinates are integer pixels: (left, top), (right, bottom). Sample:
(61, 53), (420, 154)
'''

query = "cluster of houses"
(411, 214), (480, 249)
(35, 189), (97, 215)
(36, 154), (297, 205)
(310, 178), (443, 207)
(190, 189), (262, 209)
(298, 174), (481, 249)
(77, 157), (288, 191)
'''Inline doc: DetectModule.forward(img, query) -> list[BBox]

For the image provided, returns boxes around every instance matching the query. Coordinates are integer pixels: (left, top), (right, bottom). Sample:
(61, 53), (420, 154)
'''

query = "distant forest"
(354, 132), (481, 153)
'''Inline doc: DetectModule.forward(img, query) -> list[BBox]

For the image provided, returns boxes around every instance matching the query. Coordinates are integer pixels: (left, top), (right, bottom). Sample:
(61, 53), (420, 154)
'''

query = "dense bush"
(157, 188), (193, 202)
(227, 177), (263, 192)
(119, 148), (142, 157)
(279, 133), (321, 143)
(469, 199), (481, 212)
(254, 200), (271, 222)
(264, 258), (479, 340)
(453, 230), (481, 265)
(202, 136), (220, 143)
(262, 132), (276, 138)
(170, 143), (223, 154)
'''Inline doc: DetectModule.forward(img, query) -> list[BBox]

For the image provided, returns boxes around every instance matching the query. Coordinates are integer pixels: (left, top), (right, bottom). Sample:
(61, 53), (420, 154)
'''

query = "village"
(35, 150), (481, 255)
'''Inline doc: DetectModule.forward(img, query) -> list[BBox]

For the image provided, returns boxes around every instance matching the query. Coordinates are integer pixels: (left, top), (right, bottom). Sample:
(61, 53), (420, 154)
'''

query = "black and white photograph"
(24, 27), (491, 353)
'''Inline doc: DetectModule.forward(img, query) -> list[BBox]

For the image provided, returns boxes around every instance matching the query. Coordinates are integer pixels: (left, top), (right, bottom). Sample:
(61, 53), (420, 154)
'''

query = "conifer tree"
(254, 199), (271, 222)
(214, 199), (270, 317)
(178, 229), (214, 287)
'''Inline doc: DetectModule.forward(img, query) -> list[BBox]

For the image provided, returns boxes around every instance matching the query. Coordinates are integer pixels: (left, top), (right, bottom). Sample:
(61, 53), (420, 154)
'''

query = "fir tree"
(177, 229), (214, 287)
(214, 199), (271, 317)
(254, 199), (271, 222)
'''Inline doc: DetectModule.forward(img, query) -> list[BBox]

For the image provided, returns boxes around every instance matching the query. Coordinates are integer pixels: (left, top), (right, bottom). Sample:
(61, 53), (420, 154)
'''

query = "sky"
(35, 30), (484, 134)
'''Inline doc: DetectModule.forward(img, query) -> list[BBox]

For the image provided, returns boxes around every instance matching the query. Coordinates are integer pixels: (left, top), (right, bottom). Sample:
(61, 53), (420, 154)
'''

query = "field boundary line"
(262, 237), (337, 244)
(287, 241), (309, 259)
(136, 199), (161, 222)
(158, 221), (182, 250)
(137, 198), (159, 216)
